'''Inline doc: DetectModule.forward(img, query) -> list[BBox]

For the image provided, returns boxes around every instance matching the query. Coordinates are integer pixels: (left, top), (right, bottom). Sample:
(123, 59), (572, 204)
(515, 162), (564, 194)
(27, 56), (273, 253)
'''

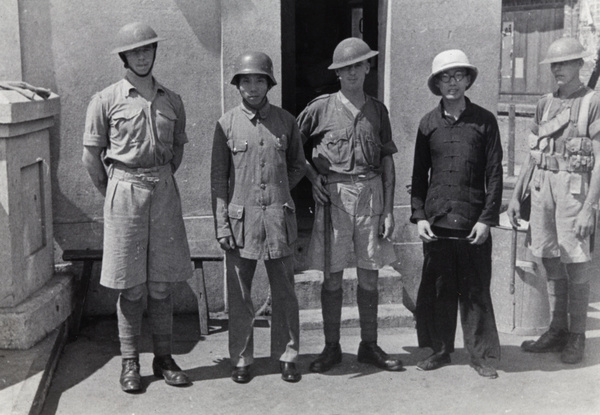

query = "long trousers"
(226, 253), (300, 367)
(415, 230), (501, 360)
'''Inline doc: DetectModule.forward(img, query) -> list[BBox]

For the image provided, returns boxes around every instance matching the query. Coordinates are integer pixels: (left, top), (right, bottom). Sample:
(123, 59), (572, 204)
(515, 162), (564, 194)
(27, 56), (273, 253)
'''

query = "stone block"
(0, 273), (73, 349)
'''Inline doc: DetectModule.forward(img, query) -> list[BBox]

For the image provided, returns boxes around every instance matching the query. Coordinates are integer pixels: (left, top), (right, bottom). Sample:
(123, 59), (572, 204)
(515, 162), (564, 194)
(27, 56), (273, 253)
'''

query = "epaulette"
(306, 93), (334, 106)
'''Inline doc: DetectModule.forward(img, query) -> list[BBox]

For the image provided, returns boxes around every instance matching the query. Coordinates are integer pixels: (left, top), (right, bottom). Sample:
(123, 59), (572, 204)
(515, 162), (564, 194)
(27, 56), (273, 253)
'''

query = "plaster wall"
(17, 0), (281, 315)
(386, 0), (502, 305)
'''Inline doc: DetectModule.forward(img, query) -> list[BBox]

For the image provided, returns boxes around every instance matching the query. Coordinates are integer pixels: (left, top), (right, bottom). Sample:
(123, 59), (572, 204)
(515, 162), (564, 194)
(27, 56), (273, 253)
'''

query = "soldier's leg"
(147, 281), (190, 386)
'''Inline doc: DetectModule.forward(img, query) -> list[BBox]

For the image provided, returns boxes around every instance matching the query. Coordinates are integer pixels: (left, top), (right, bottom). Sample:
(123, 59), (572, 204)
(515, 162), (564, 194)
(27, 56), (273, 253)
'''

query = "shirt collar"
(438, 96), (472, 120)
(240, 99), (271, 120)
(121, 77), (165, 98)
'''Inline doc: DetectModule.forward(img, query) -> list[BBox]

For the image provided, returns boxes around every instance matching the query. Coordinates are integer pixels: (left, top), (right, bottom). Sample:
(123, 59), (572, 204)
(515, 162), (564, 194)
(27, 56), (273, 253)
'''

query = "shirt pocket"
(228, 203), (245, 248)
(227, 138), (248, 154)
(323, 128), (351, 165)
(110, 107), (145, 144)
(155, 108), (177, 146)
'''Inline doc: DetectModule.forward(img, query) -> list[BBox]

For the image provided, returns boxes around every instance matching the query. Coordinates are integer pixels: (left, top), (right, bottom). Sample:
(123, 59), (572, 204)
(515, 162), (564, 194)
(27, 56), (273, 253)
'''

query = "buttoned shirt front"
(83, 78), (188, 168)
(297, 92), (398, 175)
(410, 98), (503, 229)
(211, 100), (307, 260)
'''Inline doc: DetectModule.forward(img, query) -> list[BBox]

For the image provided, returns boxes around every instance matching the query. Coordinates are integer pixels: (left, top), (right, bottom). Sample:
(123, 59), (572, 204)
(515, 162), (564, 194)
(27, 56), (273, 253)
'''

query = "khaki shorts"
(101, 164), (192, 289)
(527, 168), (591, 263)
(308, 175), (397, 273)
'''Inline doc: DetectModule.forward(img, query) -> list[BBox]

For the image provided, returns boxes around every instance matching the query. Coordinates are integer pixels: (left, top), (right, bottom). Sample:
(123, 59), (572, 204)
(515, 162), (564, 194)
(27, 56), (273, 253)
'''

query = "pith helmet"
(111, 22), (164, 54)
(230, 51), (277, 85)
(540, 37), (591, 64)
(427, 49), (478, 96)
(328, 37), (379, 70)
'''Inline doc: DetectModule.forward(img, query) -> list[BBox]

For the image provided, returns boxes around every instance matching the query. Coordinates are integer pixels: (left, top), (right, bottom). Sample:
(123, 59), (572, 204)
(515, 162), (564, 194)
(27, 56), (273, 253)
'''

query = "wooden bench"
(62, 249), (223, 340)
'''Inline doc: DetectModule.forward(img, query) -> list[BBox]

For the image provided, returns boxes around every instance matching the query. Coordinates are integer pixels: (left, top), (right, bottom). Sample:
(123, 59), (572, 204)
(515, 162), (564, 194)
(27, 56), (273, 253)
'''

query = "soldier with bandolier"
(507, 37), (600, 364)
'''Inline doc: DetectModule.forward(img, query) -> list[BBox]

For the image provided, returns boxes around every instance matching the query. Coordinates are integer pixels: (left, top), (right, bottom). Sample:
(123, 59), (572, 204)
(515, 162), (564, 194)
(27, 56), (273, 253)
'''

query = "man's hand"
(467, 222), (490, 245)
(379, 212), (395, 239)
(218, 236), (236, 251)
(506, 198), (522, 229)
(417, 220), (437, 243)
(574, 204), (596, 239)
(311, 174), (330, 205)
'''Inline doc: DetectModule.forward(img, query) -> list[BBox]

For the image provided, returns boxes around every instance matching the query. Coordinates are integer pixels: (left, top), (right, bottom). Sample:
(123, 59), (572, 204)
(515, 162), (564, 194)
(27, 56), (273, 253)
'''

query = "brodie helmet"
(328, 37), (378, 70)
(540, 37), (591, 64)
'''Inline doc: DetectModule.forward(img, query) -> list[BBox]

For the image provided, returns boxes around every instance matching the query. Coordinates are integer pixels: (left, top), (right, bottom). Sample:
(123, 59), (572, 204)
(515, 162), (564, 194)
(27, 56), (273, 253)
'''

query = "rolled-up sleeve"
(83, 94), (108, 148)
(173, 94), (188, 145)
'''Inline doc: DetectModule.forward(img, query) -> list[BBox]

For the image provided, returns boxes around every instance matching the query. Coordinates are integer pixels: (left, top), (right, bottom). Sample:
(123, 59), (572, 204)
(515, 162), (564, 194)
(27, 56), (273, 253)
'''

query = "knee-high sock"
(357, 285), (378, 343)
(117, 294), (143, 359)
(569, 282), (590, 334)
(148, 294), (173, 357)
(548, 279), (569, 331)
(322, 287), (343, 343)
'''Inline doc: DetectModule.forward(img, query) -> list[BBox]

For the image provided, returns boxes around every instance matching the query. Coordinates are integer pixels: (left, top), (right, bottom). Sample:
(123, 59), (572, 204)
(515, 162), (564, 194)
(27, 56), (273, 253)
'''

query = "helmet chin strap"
(122, 49), (156, 77)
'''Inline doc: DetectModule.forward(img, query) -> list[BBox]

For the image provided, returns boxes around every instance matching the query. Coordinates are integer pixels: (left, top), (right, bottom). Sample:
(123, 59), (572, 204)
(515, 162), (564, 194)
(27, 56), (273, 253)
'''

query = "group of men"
(82, 22), (598, 392)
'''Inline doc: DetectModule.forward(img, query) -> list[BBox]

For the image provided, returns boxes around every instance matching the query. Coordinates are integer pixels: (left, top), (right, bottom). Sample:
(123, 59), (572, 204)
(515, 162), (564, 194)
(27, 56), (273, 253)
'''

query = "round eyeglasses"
(438, 72), (466, 83)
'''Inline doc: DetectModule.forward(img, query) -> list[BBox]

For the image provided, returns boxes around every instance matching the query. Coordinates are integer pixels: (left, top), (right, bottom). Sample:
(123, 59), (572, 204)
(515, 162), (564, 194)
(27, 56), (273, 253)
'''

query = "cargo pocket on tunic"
(283, 202), (298, 245)
(228, 204), (245, 248)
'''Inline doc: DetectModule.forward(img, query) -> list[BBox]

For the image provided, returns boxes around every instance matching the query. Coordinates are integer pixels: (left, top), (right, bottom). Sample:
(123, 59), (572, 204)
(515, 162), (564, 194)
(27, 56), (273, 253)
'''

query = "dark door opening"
(289, 0), (380, 245)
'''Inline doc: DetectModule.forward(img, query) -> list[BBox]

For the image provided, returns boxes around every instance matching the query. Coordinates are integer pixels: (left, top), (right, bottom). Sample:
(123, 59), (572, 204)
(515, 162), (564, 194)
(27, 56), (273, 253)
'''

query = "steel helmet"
(230, 51), (277, 85)
(111, 22), (164, 54)
(328, 37), (379, 70)
(427, 49), (478, 96)
(540, 37), (591, 64)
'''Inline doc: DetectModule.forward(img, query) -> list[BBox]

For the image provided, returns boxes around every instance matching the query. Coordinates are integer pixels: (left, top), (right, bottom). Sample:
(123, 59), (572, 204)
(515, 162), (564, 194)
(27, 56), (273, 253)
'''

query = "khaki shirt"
(83, 78), (188, 168)
(297, 92), (397, 175)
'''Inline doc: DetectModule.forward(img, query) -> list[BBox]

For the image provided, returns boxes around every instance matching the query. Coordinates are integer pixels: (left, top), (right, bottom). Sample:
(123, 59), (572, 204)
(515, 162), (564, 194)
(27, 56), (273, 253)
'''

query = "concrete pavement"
(2, 301), (597, 415)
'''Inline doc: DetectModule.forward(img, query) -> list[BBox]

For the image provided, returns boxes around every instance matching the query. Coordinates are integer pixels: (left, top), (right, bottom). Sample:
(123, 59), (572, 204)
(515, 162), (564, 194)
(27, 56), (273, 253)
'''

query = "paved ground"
(14, 302), (597, 415)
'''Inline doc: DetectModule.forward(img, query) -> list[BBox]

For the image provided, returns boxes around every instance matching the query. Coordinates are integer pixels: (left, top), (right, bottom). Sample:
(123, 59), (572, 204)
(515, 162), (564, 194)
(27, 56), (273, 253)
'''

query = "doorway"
(286, 0), (381, 269)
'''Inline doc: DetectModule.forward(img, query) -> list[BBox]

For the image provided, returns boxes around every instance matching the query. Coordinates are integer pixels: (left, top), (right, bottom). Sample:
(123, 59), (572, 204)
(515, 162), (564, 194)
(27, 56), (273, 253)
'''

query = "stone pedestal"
(0, 88), (72, 349)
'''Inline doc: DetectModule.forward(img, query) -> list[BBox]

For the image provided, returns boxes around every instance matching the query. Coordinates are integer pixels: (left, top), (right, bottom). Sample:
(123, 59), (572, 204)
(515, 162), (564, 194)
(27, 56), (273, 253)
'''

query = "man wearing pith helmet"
(410, 49), (503, 378)
(297, 37), (402, 373)
(82, 22), (192, 392)
(507, 37), (600, 365)
(211, 51), (306, 384)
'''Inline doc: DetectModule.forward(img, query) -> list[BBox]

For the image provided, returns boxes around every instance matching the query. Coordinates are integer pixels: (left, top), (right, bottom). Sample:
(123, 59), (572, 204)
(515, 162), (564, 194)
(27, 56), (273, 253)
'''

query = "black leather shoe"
(120, 358), (142, 393)
(416, 352), (451, 371)
(280, 362), (301, 383)
(470, 358), (498, 379)
(309, 342), (342, 373)
(152, 355), (190, 386)
(521, 327), (569, 353)
(561, 333), (585, 364)
(231, 366), (251, 384)
(357, 341), (403, 371)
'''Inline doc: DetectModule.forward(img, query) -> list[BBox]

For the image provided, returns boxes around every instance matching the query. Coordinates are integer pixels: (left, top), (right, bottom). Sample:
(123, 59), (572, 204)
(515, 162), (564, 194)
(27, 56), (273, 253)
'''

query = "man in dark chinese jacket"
(410, 49), (503, 378)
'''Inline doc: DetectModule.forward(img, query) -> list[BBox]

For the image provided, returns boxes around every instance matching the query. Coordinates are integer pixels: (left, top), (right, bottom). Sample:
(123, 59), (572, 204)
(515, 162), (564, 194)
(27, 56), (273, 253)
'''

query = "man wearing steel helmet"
(297, 37), (402, 373)
(410, 49), (503, 378)
(82, 22), (192, 392)
(211, 51), (306, 384)
(507, 37), (600, 364)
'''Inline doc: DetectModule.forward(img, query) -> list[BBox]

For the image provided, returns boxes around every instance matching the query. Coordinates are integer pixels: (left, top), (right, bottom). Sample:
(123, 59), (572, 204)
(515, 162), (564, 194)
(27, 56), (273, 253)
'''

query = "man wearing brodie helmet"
(82, 22), (192, 392)
(507, 37), (600, 365)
